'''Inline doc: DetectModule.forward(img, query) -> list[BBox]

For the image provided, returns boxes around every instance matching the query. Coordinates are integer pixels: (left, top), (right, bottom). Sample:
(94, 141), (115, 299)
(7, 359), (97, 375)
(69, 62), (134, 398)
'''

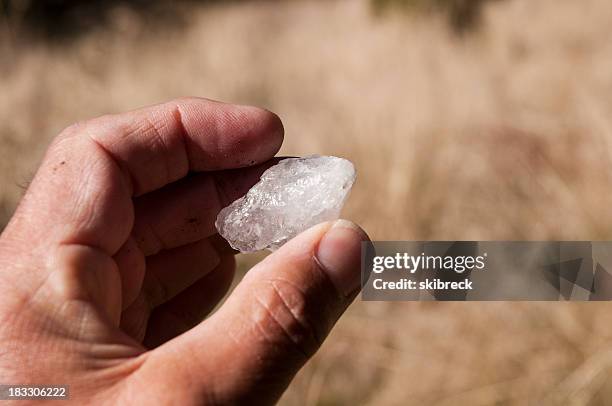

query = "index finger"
(4, 97), (283, 255)
(82, 97), (284, 195)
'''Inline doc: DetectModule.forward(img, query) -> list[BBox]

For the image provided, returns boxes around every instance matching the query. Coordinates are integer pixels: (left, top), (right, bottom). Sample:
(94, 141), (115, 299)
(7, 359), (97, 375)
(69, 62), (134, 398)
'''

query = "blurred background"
(3, 0), (612, 404)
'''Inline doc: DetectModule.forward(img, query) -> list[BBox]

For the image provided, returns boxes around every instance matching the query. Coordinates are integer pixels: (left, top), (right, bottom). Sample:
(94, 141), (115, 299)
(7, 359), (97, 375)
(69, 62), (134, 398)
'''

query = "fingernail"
(315, 219), (368, 297)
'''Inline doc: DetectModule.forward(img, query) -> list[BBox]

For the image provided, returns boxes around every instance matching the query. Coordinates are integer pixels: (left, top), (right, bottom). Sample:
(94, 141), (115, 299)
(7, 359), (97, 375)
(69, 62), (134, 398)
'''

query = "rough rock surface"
(215, 155), (356, 252)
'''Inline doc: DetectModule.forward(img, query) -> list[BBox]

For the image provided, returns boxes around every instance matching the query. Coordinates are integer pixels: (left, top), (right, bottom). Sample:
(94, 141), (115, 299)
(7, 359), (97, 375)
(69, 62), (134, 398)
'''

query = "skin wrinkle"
(85, 130), (135, 198)
(108, 118), (165, 195)
(47, 245), (120, 319)
(0, 248), (62, 326)
(212, 107), (261, 167)
(71, 324), (144, 368)
(93, 109), (192, 195)
(270, 278), (324, 350)
(252, 290), (312, 363)
(86, 341), (146, 363)
(80, 365), (140, 406)
(0, 291), (48, 357)
(120, 293), (150, 342)
(113, 236), (145, 310)
(172, 103), (194, 173)
(140, 114), (174, 189)
(115, 357), (154, 406)
(66, 163), (105, 245)
(14, 274), (103, 347)
(69, 357), (148, 405)
(8, 262), (62, 335)
(200, 107), (226, 167)
(270, 279), (323, 354)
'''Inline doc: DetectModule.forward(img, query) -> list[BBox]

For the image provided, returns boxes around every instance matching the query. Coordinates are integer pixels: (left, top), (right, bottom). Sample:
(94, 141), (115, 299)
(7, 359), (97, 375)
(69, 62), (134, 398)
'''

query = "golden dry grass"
(3, 0), (612, 404)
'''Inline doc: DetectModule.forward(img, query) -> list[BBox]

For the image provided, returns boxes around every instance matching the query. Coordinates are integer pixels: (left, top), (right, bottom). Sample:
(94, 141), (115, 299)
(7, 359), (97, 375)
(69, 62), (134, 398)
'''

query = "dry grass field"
(3, 0), (612, 404)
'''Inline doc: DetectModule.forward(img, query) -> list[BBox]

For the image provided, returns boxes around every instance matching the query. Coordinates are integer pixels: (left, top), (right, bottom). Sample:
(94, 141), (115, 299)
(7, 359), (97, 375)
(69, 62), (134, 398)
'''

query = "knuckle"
(56, 120), (88, 140)
(251, 278), (323, 360)
(49, 120), (91, 153)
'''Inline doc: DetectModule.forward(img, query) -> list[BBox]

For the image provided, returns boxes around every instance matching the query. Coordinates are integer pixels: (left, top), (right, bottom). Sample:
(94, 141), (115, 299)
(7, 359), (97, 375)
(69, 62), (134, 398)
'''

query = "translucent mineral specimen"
(215, 155), (356, 253)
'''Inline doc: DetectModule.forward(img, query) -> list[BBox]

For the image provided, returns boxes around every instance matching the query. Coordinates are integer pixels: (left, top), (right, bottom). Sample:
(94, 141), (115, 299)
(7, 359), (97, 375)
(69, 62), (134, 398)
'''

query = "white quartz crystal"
(215, 155), (356, 253)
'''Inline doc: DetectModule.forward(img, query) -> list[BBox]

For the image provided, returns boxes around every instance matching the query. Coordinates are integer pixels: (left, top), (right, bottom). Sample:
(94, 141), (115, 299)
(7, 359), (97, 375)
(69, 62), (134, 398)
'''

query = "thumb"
(144, 220), (368, 404)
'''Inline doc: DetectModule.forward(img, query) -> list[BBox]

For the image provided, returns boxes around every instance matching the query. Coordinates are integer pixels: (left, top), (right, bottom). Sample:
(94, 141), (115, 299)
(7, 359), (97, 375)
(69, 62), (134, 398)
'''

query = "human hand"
(0, 98), (368, 405)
